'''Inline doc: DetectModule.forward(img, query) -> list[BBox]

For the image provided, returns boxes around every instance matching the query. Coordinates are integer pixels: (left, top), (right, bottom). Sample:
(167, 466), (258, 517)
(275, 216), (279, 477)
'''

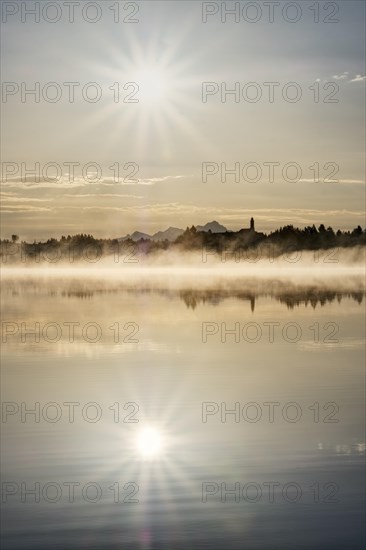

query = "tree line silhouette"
(1, 223), (365, 262)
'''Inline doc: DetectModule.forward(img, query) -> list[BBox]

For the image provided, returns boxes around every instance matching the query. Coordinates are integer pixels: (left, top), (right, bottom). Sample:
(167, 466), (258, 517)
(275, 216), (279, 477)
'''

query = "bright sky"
(1, 0), (365, 239)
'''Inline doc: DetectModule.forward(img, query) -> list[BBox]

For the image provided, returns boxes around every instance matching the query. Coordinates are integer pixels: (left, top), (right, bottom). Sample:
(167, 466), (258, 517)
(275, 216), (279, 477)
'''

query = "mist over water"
(2, 246), (365, 272)
(2, 247), (365, 301)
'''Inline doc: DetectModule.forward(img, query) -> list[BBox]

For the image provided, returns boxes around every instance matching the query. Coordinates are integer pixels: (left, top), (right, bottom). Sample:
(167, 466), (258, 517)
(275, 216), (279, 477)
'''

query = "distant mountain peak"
(119, 231), (151, 242)
(151, 227), (184, 242)
(196, 221), (228, 233)
(118, 221), (228, 241)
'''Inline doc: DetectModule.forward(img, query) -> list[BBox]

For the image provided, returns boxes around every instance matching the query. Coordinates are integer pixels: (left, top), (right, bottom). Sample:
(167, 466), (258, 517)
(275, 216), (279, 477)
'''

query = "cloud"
(0, 205), (51, 213)
(136, 175), (185, 185)
(0, 193), (53, 213)
(328, 72), (365, 84)
(1, 174), (187, 189)
(1, 175), (99, 189)
(350, 74), (366, 83)
(332, 72), (349, 80)
(0, 194), (52, 203)
(299, 179), (365, 184)
(63, 193), (145, 199)
(42, 204), (365, 223)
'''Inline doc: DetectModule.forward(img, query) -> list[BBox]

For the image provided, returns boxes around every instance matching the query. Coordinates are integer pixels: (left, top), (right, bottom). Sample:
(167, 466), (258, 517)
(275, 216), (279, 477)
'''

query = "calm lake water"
(1, 270), (365, 549)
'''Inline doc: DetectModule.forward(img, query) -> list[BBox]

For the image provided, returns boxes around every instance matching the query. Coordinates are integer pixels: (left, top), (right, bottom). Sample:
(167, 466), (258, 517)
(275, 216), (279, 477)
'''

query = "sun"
(136, 427), (165, 459)
(135, 68), (168, 102)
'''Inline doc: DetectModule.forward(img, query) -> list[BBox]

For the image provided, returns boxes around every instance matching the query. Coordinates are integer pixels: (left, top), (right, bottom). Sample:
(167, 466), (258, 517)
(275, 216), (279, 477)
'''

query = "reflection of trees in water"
(61, 290), (94, 300)
(277, 290), (364, 310)
(179, 290), (364, 311)
(180, 290), (256, 311)
(47, 286), (365, 311)
(61, 288), (120, 299)
(2, 281), (364, 311)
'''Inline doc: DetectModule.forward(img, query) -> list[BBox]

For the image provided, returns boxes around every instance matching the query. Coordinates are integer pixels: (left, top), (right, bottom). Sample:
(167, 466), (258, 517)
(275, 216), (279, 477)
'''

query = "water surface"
(1, 272), (365, 549)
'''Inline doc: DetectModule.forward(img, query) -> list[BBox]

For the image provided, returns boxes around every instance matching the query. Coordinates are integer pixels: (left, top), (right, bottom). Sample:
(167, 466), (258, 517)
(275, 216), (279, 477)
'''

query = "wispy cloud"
(325, 72), (365, 84)
(0, 194), (52, 203)
(63, 193), (145, 199)
(0, 193), (53, 213)
(136, 175), (185, 185)
(350, 74), (366, 83)
(332, 71), (349, 80)
(1, 174), (187, 189)
(299, 179), (365, 184)
(1, 205), (51, 213)
(44, 204), (365, 222)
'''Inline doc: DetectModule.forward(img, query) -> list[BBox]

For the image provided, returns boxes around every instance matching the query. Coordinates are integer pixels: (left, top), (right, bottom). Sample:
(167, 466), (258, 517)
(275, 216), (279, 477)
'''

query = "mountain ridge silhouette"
(119, 220), (229, 242)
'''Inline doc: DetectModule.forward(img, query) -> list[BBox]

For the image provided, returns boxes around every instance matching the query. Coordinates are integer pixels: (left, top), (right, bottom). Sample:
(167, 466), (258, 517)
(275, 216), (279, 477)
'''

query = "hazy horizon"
(2, 217), (365, 243)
